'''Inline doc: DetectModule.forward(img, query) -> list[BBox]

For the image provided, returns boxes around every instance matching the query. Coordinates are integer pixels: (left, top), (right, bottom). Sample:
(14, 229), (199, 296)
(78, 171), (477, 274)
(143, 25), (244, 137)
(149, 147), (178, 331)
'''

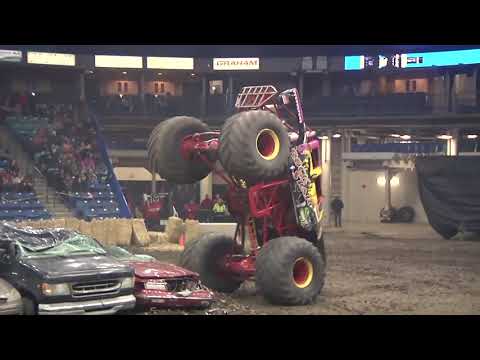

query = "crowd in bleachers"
(3, 94), (121, 221)
(0, 158), (33, 194)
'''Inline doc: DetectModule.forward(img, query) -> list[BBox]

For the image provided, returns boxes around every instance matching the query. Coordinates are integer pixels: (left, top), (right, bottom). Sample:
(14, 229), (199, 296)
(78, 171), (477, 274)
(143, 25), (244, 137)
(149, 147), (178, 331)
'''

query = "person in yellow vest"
(212, 198), (227, 215)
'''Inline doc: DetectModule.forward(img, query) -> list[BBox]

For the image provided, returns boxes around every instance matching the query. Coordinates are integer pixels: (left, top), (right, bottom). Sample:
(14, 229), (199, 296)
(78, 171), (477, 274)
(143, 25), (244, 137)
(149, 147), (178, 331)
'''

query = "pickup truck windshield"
(106, 246), (155, 262)
(20, 234), (107, 258)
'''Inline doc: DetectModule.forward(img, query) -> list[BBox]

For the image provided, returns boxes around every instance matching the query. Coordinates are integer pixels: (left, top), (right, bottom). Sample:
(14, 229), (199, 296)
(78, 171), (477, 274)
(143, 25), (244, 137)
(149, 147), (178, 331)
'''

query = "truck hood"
(126, 261), (198, 279)
(21, 255), (133, 279)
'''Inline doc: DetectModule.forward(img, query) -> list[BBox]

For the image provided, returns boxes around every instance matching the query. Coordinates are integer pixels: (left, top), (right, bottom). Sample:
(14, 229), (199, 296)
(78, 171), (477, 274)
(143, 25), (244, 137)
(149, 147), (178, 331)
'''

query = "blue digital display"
(345, 56), (364, 70)
(345, 49), (480, 70)
(403, 49), (480, 68)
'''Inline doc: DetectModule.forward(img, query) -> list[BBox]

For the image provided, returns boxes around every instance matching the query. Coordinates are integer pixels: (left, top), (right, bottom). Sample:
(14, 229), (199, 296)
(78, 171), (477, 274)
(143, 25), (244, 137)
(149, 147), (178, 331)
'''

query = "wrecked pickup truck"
(0, 224), (136, 315)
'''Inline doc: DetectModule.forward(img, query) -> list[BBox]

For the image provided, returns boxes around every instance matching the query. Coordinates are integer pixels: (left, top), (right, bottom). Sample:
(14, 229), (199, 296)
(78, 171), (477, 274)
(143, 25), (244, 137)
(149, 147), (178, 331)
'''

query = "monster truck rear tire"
(148, 116), (211, 184)
(256, 237), (325, 305)
(219, 110), (290, 184)
(179, 233), (243, 293)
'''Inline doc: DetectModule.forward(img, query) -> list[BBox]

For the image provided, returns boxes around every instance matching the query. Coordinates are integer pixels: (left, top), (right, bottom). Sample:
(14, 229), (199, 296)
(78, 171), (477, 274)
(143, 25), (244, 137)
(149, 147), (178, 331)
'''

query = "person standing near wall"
(331, 196), (344, 228)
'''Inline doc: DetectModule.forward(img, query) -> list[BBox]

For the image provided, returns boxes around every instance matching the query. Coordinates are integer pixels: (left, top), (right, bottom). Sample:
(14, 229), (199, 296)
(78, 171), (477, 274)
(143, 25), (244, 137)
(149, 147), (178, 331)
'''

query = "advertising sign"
(345, 49), (480, 70)
(95, 55), (143, 69)
(147, 57), (194, 70)
(0, 49), (22, 63)
(213, 58), (260, 70)
(27, 52), (75, 66)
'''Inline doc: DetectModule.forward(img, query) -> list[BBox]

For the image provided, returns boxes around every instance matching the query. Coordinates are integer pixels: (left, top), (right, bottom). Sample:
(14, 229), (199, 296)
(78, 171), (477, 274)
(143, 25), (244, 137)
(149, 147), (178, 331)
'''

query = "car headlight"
(120, 277), (135, 289)
(41, 283), (70, 296)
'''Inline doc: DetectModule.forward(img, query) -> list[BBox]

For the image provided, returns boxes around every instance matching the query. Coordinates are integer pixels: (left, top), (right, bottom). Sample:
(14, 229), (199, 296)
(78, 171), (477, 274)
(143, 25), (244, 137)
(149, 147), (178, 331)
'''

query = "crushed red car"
(105, 246), (215, 309)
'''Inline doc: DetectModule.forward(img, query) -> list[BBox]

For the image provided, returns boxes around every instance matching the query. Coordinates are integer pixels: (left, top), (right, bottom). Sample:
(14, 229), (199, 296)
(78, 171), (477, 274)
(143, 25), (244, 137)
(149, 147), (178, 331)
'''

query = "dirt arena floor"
(134, 223), (480, 315)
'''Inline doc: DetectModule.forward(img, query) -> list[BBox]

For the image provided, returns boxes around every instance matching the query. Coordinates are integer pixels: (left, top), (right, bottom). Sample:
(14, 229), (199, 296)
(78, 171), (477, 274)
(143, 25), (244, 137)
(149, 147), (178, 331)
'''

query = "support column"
(341, 131), (351, 221)
(321, 131), (332, 226)
(474, 67), (479, 108)
(447, 129), (460, 156)
(200, 173), (213, 202)
(384, 167), (392, 211)
(298, 72), (304, 100)
(228, 75), (234, 112)
(139, 72), (146, 114)
(445, 71), (453, 112)
(201, 76), (208, 117)
(79, 72), (86, 102)
(321, 77), (331, 96)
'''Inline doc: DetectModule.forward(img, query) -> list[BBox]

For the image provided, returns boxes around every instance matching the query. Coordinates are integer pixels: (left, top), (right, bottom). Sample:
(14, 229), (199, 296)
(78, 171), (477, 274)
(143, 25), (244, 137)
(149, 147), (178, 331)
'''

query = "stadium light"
(467, 134), (478, 139)
(437, 135), (452, 140)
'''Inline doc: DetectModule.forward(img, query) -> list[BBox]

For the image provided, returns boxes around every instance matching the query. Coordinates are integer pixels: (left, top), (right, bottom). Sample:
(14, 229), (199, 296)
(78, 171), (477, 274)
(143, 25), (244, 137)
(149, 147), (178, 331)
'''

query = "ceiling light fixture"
(437, 135), (452, 140)
(467, 134), (478, 139)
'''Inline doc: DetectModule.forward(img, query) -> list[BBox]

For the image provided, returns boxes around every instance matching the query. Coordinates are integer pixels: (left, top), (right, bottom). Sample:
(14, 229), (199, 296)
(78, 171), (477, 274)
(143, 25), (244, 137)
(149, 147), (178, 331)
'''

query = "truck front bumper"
(38, 295), (136, 315)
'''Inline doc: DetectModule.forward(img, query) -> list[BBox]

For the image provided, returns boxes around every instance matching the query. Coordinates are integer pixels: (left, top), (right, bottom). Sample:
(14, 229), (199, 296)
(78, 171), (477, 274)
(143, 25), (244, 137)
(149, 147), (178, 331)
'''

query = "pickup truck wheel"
(219, 110), (290, 184)
(22, 297), (37, 315)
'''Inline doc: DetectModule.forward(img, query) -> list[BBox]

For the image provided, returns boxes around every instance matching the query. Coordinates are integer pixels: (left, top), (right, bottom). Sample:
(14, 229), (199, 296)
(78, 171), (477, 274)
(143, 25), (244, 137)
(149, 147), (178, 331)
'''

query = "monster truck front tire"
(148, 116), (211, 184)
(179, 233), (243, 293)
(256, 236), (325, 305)
(219, 110), (290, 184)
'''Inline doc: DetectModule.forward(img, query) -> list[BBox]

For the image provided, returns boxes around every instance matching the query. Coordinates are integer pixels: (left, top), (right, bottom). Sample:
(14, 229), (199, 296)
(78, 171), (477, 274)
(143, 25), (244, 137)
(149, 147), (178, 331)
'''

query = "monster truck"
(148, 86), (327, 305)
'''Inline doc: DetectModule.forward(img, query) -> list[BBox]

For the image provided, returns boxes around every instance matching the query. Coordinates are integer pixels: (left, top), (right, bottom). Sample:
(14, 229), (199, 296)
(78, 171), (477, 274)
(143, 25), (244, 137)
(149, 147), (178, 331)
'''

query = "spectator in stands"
(213, 193), (223, 206)
(80, 173), (90, 193)
(12, 173), (22, 192)
(61, 173), (72, 193)
(331, 196), (344, 228)
(184, 199), (200, 220)
(81, 153), (96, 173)
(87, 170), (99, 189)
(212, 198), (227, 215)
(200, 194), (213, 210)
(20, 175), (33, 193)
(10, 160), (19, 177)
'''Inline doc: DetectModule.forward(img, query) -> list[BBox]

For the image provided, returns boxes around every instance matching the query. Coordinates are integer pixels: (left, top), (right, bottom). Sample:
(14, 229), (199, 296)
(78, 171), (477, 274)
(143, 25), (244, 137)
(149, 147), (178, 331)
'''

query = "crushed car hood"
(126, 260), (198, 279)
(21, 255), (132, 278)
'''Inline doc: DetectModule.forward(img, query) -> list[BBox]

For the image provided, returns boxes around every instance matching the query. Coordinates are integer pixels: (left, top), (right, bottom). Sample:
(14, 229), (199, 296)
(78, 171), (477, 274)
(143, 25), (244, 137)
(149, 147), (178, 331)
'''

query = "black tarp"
(0, 223), (73, 252)
(416, 156), (480, 239)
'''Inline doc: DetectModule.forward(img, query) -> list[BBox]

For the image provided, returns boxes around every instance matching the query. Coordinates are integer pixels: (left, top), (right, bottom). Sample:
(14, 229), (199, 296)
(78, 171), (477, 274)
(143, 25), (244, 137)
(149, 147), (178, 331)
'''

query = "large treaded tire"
(256, 237), (325, 306)
(219, 110), (290, 183)
(179, 233), (243, 293)
(148, 116), (211, 184)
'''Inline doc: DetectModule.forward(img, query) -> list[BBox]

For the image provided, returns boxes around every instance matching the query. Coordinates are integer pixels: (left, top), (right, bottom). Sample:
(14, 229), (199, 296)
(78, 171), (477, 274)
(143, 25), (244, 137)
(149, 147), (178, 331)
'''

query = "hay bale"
(149, 231), (169, 244)
(185, 219), (200, 244)
(91, 219), (108, 245)
(106, 219), (121, 246)
(65, 218), (80, 231)
(132, 219), (150, 247)
(79, 220), (93, 237)
(51, 218), (66, 229)
(116, 219), (132, 247)
(165, 217), (185, 244)
(149, 231), (162, 243)
(147, 242), (184, 252)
